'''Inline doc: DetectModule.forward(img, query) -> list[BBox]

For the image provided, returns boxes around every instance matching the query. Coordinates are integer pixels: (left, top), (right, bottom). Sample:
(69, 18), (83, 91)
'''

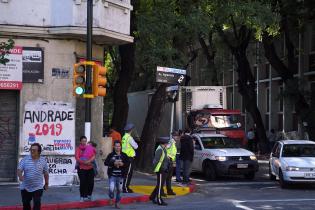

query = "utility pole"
(85, 0), (93, 141)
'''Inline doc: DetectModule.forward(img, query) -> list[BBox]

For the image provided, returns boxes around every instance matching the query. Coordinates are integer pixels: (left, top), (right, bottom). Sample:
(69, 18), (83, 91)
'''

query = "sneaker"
(167, 191), (176, 196)
(80, 197), (85, 202)
(87, 195), (92, 201)
(109, 199), (114, 206)
(127, 188), (134, 193)
(158, 201), (168, 206)
(161, 192), (167, 197)
(115, 202), (121, 209)
(83, 197), (90, 202)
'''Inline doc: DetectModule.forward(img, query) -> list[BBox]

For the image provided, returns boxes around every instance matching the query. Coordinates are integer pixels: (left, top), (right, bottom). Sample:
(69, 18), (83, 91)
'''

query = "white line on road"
(197, 181), (276, 186)
(243, 198), (315, 203)
(229, 200), (254, 210)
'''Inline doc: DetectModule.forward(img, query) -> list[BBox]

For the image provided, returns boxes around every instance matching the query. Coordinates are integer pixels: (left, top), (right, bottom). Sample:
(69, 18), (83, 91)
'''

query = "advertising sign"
(0, 46), (23, 90)
(21, 101), (75, 155)
(22, 47), (44, 83)
(156, 66), (186, 85)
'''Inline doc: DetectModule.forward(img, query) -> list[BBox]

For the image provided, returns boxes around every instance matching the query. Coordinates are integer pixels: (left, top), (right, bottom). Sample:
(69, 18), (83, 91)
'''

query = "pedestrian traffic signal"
(73, 62), (86, 97)
(92, 64), (107, 97)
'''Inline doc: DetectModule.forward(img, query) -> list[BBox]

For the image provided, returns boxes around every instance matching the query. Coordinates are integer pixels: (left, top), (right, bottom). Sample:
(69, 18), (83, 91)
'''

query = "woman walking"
(75, 136), (96, 201)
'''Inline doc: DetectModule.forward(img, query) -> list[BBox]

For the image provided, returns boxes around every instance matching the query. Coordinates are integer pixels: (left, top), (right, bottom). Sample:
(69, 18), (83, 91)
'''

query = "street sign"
(156, 66), (186, 85)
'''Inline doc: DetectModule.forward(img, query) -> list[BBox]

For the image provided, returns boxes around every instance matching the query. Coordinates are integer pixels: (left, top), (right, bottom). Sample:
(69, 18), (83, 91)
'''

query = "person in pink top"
(75, 136), (96, 202)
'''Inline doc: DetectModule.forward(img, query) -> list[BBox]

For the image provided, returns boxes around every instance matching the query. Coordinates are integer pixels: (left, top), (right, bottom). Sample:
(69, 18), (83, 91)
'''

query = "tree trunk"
(137, 84), (168, 172)
(233, 48), (269, 154)
(198, 32), (219, 85)
(262, 33), (315, 140)
(217, 25), (268, 153)
(111, 44), (134, 133)
(111, 0), (138, 134)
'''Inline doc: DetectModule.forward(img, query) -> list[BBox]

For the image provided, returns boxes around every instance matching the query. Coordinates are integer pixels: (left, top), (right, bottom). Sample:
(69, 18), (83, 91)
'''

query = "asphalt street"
(85, 162), (315, 210)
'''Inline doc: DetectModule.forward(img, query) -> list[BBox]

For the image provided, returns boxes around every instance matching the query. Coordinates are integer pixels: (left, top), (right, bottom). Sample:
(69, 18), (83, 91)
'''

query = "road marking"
(229, 200), (254, 210)
(197, 181), (276, 186)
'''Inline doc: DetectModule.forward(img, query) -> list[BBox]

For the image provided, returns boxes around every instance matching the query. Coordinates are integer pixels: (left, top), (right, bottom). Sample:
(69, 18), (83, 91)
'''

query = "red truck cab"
(188, 108), (246, 146)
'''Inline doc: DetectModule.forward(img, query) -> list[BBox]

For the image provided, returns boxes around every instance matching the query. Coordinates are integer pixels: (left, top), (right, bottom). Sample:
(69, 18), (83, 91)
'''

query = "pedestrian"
(179, 129), (194, 184)
(175, 130), (183, 182)
(75, 136), (96, 201)
(149, 137), (170, 206)
(109, 126), (122, 148)
(164, 131), (177, 196)
(104, 140), (129, 209)
(267, 129), (276, 152)
(121, 123), (138, 193)
(17, 143), (49, 210)
(247, 128), (255, 152)
(88, 141), (98, 177)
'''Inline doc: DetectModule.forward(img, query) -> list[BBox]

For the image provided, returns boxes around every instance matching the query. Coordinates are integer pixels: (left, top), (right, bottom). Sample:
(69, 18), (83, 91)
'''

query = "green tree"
(207, 0), (280, 153)
(0, 39), (14, 65)
(262, 0), (315, 140)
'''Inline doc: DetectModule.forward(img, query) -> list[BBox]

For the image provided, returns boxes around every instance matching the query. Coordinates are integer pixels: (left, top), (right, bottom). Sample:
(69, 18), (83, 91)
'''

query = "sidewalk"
(0, 171), (196, 210)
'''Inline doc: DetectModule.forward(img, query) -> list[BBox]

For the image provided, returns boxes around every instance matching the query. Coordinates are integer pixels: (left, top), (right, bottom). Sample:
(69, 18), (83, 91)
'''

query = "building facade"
(189, 23), (315, 139)
(0, 0), (133, 184)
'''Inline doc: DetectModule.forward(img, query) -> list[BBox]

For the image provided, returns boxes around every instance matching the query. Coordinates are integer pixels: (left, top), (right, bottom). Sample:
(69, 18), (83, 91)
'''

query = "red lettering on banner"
(8, 47), (23, 55)
(0, 81), (22, 90)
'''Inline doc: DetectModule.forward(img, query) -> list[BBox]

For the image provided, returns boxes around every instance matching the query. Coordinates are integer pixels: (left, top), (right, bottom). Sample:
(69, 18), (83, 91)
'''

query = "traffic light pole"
(85, 0), (93, 141)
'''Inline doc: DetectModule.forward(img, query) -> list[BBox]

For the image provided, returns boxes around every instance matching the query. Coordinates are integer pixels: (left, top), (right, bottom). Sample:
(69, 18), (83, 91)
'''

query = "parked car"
(191, 133), (259, 180)
(269, 140), (315, 188)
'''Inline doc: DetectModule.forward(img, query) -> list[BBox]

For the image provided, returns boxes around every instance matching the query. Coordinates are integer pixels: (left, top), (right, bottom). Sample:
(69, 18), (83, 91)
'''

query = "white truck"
(191, 133), (259, 180)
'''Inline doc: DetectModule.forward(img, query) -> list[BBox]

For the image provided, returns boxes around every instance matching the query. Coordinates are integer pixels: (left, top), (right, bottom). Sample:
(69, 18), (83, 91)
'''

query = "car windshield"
(201, 137), (241, 149)
(282, 144), (315, 157)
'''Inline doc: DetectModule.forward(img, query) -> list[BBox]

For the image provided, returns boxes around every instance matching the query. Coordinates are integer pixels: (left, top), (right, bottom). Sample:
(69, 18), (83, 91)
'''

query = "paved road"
(85, 162), (315, 210)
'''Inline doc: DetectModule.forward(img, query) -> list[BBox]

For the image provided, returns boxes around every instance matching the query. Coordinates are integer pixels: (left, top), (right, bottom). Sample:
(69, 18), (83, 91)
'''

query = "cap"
(158, 137), (170, 144)
(124, 123), (135, 131)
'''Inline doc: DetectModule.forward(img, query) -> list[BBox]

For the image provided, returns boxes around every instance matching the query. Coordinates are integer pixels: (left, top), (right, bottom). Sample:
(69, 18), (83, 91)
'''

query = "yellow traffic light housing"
(73, 62), (86, 97)
(92, 65), (107, 97)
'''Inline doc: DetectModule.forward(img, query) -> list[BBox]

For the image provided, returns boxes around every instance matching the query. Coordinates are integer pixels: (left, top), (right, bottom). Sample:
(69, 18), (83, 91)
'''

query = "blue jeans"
(175, 154), (182, 181)
(109, 176), (123, 203)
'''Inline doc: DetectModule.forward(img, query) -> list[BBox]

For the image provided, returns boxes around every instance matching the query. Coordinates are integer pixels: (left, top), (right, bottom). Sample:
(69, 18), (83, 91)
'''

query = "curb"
(0, 195), (150, 210)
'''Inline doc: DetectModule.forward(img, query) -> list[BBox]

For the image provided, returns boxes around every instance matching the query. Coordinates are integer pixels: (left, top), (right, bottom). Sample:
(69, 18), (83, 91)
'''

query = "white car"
(191, 133), (258, 180)
(269, 140), (315, 188)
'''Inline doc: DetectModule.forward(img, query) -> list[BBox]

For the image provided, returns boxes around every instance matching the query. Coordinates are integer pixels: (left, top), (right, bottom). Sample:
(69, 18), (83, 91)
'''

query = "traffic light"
(73, 62), (86, 97)
(92, 64), (107, 97)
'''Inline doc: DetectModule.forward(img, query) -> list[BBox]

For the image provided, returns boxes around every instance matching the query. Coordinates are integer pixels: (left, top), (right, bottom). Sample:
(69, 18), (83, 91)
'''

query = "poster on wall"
(0, 46), (23, 90)
(22, 47), (44, 83)
(18, 156), (77, 186)
(21, 101), (75, 155)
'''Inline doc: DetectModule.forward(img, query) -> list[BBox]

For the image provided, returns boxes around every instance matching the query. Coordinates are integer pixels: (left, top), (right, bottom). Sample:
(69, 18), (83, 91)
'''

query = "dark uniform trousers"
(150, 172), (166, 204)
(165, 163), (174, 193)
(123, 157), (134, 192)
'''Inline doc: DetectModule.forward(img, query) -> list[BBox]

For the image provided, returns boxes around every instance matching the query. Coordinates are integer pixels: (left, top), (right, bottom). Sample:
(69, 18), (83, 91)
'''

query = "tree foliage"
(0, 39), (14, 65)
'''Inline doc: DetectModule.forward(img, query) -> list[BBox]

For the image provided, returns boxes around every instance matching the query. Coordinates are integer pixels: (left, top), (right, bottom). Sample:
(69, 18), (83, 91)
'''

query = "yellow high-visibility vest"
(167, 139), (177, 161)
(154, 145), (166, 172)
(122, 133), (135, 157)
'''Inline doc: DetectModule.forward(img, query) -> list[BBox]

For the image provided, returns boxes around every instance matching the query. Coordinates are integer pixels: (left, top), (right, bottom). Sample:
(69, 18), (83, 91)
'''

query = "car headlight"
(215, 156), (227, 161)
(250, 155), (257, 161)
(286, 166), (300, 171)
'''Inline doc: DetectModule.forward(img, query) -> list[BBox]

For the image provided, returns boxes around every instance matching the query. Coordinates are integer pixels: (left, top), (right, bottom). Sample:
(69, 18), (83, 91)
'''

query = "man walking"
(104, 140), (129, 208)
(121, 123), (138, 193)
(17, 143), (49, 210)
(179, 129), (194, 184)
(149, 137), (170, 206)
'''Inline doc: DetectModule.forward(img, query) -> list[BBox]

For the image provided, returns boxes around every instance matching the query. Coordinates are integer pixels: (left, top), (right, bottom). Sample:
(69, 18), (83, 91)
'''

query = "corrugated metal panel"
(0, 90), (18, 181)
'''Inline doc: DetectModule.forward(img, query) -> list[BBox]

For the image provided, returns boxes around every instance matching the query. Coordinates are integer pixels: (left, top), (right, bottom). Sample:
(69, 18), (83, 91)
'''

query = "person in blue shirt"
(17, 143), (49, 210)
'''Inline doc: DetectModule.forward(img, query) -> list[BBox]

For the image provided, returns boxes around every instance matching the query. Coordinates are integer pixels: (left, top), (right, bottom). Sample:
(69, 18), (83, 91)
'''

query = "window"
(265, 63), (270, 79)
(278, 114), (283, 131)
(265, 114), (269, 131)
(311, 24), (315, 52)
(279, 86), (284, 112)
(266, 88), (270, 113)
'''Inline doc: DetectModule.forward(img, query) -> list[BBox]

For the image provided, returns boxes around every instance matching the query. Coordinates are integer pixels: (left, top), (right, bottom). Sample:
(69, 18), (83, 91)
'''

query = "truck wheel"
(279, 170), (288, 189)
(244, 172), (255, 180)
(203, 161), (217, 181)
(269, 164), (276, 181)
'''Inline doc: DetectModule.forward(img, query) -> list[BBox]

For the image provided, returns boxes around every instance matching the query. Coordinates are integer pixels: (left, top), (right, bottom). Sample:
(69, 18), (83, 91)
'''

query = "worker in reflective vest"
(121, 123), (138, 193)
(164, 132), (177, 196)
(149, 137), (170, 206)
